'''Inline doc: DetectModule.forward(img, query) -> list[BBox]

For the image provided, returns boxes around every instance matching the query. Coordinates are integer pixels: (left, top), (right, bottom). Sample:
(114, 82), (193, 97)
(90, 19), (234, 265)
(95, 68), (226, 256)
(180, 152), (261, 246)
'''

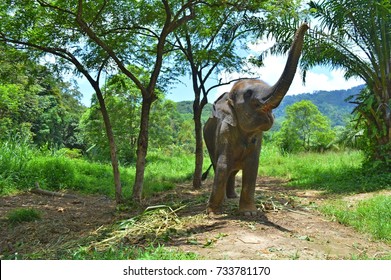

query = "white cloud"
(77, 39), (364, 106)
(213, 41), (364, 102)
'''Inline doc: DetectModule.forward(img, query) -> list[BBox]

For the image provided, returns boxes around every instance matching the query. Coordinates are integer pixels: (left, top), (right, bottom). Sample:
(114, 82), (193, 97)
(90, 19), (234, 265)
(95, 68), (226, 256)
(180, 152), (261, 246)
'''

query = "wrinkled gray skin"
(203, 24), (309, 216)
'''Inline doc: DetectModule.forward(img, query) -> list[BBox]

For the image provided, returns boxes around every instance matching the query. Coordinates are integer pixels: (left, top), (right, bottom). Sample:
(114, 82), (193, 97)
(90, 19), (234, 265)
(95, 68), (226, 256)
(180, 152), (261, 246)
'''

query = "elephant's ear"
(212, 92), (237, 127)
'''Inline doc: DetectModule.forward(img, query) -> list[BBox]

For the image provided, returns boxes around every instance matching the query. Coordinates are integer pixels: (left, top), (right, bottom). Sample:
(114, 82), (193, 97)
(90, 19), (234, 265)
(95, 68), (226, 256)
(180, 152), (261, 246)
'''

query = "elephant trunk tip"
(264, 22), (309, 109)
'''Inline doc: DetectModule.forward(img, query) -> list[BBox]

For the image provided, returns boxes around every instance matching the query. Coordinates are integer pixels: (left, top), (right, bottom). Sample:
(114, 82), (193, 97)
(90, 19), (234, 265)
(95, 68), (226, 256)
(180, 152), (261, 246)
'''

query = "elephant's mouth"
(239, 109), (273, 132)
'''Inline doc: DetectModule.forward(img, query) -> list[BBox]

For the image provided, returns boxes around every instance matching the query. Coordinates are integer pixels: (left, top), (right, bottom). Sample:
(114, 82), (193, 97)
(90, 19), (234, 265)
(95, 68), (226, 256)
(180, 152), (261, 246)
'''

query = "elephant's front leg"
(207, 155), (230, 215)
(239, 156), (259, 216)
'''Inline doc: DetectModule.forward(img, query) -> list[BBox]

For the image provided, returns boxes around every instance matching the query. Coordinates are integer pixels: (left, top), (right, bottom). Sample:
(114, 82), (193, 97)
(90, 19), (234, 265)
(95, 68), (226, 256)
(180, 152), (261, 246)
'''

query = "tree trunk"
(192, 95), (208, 189)
(132, 97), (153, 201)
(95, 88), (123, 204)
(374, 96), (391, 166)
(360, 87), (391, 169)
(192, 103), (203, 189)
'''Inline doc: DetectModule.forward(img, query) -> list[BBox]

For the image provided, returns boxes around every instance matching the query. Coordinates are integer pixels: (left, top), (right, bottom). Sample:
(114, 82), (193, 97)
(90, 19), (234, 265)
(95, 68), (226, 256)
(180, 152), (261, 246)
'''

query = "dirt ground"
(1, 177), (390, 260)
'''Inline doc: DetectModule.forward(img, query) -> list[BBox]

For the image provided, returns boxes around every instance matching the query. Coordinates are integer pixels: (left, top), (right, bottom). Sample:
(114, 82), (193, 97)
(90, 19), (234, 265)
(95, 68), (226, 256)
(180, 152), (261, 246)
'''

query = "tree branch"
(36, 0), (76, 16)
(206, 77), (255, 95)
(90, 0), (108, 28)
(74, 0), (146, 94)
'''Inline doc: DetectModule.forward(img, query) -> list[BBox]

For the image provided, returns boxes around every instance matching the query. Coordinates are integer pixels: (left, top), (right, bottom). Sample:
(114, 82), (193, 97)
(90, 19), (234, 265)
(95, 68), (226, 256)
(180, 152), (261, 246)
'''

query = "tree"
(173, 1), (251, 189)
(173, 0), (299, 188)
(1, 0), (200, 202)
(80, 73), (183, 164)
(0, 47), (84, 148)
(275, 100), (335, 152)
(80, 74), (141, 164)
(293, 0), (391, 169)
(0, 0), (124, 203)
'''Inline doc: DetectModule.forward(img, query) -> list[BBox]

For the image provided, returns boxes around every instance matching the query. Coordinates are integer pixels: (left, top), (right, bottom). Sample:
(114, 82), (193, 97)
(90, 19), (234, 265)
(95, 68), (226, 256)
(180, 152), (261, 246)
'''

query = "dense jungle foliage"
(0, 47), (382, 198)
(1, 0), (391, 263)
(2, 0), (390, 202)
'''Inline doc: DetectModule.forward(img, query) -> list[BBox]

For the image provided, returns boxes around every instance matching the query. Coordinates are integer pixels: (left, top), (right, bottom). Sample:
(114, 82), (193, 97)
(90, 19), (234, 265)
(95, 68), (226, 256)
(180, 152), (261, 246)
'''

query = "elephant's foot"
(239, 204), (260, 217)
(226, 191), (238, 199)
(240, 210), (261, 217)
(206, 205), (223, 217)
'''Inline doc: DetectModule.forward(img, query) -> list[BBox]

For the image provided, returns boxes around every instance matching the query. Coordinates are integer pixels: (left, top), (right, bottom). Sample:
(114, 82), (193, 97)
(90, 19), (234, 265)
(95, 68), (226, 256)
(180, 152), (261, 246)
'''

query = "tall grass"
(0, 141), (197, 198)
(0, 140), (41, 194)
(2, 139), (389, 197)
(259, 144), (391, 193)
(143, 151), (195, 196)
(321, 195), (391, 243)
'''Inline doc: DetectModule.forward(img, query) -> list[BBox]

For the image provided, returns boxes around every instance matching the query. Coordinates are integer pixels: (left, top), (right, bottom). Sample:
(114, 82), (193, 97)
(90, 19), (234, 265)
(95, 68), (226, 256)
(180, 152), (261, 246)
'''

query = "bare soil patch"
(1, 177), (390, 259)
(0, 192), (117, 259)
(163, 177), (391, 259)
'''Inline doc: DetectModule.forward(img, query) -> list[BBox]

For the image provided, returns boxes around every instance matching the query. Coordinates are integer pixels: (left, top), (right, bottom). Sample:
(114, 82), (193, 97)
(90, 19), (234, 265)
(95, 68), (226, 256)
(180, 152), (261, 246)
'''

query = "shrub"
(0, 140), (40, 194)
(56, 148), (83, 159)
(26, 156), (76, 190)
(7, 208), (41, 223)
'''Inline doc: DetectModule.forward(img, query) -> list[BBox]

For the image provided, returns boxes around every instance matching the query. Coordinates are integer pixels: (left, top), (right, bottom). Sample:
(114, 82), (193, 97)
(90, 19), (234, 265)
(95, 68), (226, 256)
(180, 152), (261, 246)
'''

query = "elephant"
(203, 23), (309, 216)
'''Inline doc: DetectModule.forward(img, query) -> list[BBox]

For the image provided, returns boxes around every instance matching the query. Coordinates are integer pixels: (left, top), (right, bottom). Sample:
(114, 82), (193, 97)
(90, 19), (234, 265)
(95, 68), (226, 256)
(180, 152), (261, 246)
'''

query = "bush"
(56, 148), (83, 159)
(274, 100), (335, 153)
(0, 140), (40, 194)
(26, 156), (76, 190)
(7, 208), (41, 223)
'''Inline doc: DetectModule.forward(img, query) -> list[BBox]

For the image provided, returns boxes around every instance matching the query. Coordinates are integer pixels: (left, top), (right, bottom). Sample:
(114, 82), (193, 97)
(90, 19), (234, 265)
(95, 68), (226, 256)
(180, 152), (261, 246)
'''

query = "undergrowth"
(72, 244), (198, 260)
(321, 195), (391, 244)
(0, 140), (196, 198)
(259, 144), (391, 193)
(2, 140), (390, 260)
(6, 208), (42, 224)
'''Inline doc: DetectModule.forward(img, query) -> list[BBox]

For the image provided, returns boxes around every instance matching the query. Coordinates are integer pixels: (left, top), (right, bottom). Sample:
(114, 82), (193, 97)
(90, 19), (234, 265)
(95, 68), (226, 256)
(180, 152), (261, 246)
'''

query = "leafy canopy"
(275, 100), (335, 152)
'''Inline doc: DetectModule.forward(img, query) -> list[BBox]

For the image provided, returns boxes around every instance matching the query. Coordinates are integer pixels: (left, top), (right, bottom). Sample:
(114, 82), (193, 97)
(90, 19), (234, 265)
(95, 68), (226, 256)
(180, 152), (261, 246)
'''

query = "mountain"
(176, 101), (213, 123)
(176, 84), (365, 127)
(273, 85), (365, 126)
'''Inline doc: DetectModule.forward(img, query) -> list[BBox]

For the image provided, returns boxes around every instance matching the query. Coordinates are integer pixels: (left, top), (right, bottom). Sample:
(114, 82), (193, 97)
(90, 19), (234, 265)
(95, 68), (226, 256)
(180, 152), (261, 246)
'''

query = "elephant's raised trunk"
(264, 23), (309, 109)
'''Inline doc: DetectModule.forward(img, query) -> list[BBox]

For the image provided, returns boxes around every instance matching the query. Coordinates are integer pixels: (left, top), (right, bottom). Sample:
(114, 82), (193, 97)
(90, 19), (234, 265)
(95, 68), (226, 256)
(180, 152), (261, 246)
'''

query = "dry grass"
(87, 205), (205, 252)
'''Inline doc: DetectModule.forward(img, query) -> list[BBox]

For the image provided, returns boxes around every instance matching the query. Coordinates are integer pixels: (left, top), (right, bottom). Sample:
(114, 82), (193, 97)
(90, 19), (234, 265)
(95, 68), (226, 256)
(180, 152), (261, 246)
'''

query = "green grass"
(2, 140), (390, 260)
(143, 152), (195, 196)
(0, 140), (41, 195)
(2, 139), (388, 197)
(71, 244), (198, 260)
(321, 195), (391, 244)
(0, 141), (197, 198)
(259, 144), (391, 193)
(7, 208), (41, 223)
(259, 144), (391, 252)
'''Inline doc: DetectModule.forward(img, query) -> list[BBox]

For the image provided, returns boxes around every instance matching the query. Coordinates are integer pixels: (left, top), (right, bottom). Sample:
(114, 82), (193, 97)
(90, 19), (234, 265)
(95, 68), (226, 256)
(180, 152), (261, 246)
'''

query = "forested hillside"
(176, 85), (365, 127)
(176, 101), (213, 123)
(273, 85), (365, 126)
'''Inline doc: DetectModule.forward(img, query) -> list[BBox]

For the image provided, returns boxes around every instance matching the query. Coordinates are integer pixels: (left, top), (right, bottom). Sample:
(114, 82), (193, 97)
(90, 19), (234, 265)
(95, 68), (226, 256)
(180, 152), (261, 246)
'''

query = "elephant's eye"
(244, 89), (253, 100)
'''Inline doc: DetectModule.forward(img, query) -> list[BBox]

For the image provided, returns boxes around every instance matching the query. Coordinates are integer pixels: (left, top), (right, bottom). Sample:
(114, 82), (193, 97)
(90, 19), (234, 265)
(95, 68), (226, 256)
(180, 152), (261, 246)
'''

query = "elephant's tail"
(201, 164), (213, 181)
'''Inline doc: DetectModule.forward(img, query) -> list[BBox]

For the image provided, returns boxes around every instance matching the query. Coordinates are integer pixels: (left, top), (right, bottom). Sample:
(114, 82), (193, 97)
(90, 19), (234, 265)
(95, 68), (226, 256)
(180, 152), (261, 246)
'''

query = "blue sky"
(78, 42), (364, 107)
(79, 63), (363, 107)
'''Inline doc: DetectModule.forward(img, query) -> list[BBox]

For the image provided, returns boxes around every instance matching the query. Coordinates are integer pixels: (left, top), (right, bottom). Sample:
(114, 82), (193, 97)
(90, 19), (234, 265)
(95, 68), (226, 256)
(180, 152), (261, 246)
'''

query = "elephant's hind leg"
(226, 171), (239, 198)
(207, 158), (230, 215)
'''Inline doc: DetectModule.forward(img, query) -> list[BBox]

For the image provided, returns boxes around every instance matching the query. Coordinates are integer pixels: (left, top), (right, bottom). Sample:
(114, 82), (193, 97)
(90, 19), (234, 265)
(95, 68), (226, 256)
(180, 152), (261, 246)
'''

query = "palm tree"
(270, 0), (391, 169)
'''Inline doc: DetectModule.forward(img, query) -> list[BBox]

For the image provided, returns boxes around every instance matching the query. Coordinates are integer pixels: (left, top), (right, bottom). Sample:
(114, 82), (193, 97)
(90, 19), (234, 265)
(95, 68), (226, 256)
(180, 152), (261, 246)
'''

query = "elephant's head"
(214, 23), (309, 133)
